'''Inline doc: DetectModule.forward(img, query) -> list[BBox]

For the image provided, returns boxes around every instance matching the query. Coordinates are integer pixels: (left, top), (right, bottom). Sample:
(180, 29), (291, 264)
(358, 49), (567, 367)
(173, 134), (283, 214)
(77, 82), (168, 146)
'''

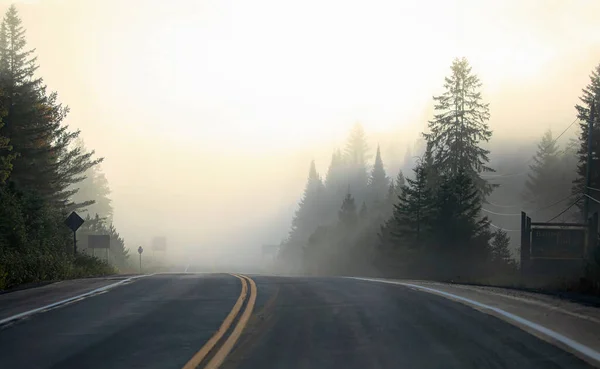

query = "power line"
(482, 117), (579, 179)
(484, 200), (520, 208)
(482, 208), (521, 216)
(546, 196), (583, 222)
(482, 193), (574, 217)
(587, 186), (600, 193)
(489, 223), (520, 232)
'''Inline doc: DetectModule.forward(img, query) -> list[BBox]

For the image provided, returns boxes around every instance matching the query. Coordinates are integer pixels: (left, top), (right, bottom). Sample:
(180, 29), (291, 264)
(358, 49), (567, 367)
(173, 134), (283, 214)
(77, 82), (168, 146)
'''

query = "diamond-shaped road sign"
(138, 246), (144, 254)
(65, 212), (84, 232)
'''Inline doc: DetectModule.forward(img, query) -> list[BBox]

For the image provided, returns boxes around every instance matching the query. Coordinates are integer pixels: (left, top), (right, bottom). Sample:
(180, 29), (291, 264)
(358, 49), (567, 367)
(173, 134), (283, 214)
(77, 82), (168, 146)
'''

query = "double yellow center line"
(182, 274), (257, 369)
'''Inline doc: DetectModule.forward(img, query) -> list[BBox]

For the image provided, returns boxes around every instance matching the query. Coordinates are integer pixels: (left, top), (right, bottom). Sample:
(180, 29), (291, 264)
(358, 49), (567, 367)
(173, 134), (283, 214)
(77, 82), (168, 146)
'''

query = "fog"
(9, 0), (600, 269)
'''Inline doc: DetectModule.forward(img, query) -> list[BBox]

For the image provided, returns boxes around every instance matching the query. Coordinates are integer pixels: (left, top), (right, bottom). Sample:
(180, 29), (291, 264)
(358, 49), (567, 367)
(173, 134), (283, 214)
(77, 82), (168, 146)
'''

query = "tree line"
(0, 6), (129, 289)
(277, 57), (600, 286)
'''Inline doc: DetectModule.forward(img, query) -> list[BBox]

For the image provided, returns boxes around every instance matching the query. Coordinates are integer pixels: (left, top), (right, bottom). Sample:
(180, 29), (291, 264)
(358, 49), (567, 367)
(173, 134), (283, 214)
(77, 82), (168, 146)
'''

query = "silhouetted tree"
(0, 5), (100, 206)
(386, 161), (434, 248)
(573, 63), (600, 219)
(424, 57), (494, 195)
(0, 118), (13, 184)
(344, 123), (369, 204)
(523, 130), (573, 220)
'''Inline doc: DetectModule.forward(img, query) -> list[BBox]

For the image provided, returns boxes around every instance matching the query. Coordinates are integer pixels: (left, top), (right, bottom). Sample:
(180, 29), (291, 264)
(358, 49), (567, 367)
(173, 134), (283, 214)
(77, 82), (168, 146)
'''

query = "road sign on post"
(88, 235), (110, 249)
(138, 246), (144, 273)
(151, 237), (167, 251)
(65, 212), (84, 256)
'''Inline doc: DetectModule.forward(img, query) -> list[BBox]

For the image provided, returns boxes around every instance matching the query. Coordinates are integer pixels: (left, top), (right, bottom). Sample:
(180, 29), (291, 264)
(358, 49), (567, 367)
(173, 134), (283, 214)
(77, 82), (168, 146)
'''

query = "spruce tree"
(69, 140), (113, 221)
(359, 201), (368, 221)
(431, 170), (491, 264)
(338, 192), (358, 229)
(424, 57), (494, 195)
(107, 223), (129, 270)
(287, 161), (325, 249)
(0, 5), (100, 205)
(523, 130), (570, 220)
(344, 123), (369, 204)
(393, 170), (406, 202)
(324, 148), (346, 223)
(0, 119), (13, 184)
(367, 145), (390, 209)
(573, 63), (600, 218)
(388, 161), (434, 248)
(490, 229), (514, 269)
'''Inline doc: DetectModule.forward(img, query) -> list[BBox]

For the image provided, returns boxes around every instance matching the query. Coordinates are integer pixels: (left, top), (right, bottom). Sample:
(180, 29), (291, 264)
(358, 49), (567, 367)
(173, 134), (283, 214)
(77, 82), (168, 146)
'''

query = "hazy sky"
(6, 0), (600, 262)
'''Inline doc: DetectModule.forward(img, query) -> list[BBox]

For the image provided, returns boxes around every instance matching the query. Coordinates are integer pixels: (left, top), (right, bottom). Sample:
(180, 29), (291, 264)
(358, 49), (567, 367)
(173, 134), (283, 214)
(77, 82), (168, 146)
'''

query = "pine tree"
(573, 63), (600, 219)
(490, 229), (514, 268)
(393, 170), (406, 202)
(324, 148), (347, 223)
(287, 160), (325, 250)
(367, 144), (390, 210)
(338, 192), (358, 229)
(430, 170), (491, 263)
(344, 123), (369, 204)
(0, 118), (14, 184)
(523, 130), (570, 220)
(388, 161), (434, 248)
(424, 57), (494, 195)
(0, 5), (100, 205)
(69, 140), (113, 221)
(359, 201), (368, 221)
(107, 223), (129, 270)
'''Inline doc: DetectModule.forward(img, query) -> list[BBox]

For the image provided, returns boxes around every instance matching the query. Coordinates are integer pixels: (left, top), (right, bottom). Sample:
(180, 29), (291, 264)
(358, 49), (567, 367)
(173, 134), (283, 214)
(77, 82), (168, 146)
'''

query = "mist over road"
(0, 273), (596, 369)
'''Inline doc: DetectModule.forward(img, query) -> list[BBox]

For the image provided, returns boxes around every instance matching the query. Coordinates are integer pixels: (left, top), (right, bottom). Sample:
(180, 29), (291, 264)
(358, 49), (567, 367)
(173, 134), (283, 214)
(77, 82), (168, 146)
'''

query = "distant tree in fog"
(367, 145), (390, 220)
(344, 123), (369, 204)
(284, 161), (325, 262)
(338, 192), (358, 229)
(424, 57), (494, 195)
(490, 229), (515, 270)
(522, 130), (572, 220)
(70, 139), (114, 222)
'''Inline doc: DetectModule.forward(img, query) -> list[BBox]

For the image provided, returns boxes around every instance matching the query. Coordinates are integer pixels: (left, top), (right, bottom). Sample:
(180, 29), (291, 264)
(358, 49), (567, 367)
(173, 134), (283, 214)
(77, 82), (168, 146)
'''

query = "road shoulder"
(0, 275), (139, 321)
(355, 278), (600, 367)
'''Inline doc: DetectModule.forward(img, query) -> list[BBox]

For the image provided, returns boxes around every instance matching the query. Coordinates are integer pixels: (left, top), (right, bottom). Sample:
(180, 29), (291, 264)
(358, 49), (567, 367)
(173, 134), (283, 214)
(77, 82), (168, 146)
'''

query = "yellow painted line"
(204, 274), (258, 369)
(181, 274), (248, 369)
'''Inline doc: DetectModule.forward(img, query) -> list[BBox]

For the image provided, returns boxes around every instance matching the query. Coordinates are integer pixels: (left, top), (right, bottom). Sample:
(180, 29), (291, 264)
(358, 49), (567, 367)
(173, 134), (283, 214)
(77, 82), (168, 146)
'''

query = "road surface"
(0, 273), (597, 369)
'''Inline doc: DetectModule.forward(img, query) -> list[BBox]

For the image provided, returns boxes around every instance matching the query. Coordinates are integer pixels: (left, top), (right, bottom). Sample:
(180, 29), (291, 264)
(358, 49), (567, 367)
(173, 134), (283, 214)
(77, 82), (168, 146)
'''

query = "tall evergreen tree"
(523, 130), (571, 220)
(430, 170), (492, 269)
(0, 5), (100, 205)
(393, 170), (406, 202)
(344, 123), (369, 204)
(424, 57), (494, 195)
(388, 161), (434, 248)
(367, 145), (390, 208)
(338, 192), (358, 229)
(359, 201), (368, 221)
(69, 140), (113, 221)
(490, 229), (514, 269)
(573, 63), (600, 219)
(287, 161), (325, 248)
(0, 118), (13, 184)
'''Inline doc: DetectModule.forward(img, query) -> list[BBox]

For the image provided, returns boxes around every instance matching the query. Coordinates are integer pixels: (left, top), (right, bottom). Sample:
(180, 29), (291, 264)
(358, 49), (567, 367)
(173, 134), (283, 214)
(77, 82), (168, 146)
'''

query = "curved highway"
(0, 273), (597, 369)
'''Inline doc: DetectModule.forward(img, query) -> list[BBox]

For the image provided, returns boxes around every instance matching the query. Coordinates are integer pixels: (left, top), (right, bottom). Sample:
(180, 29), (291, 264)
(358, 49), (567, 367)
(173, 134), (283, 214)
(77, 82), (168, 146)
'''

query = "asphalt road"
(0, 273), (595, 369)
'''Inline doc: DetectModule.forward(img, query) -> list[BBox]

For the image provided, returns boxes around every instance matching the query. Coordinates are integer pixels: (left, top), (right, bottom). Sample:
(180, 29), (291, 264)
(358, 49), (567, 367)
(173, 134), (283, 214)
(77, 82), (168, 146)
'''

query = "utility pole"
(585, 101), (596, 221)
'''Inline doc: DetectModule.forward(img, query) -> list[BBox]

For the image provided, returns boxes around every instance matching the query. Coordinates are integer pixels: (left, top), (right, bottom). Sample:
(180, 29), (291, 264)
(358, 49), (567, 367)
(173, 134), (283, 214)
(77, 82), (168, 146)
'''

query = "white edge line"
(350, 277), (600, 364)
(0, 274), (153, 326)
